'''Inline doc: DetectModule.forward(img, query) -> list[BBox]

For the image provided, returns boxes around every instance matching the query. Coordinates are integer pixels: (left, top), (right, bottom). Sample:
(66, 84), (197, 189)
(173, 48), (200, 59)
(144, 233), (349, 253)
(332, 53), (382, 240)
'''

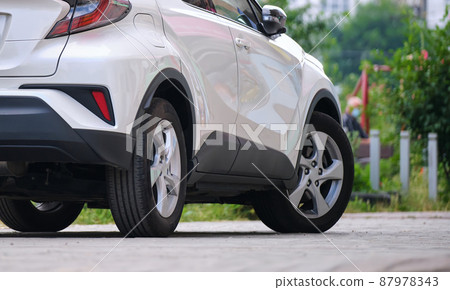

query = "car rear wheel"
(107, 98), (187, 237)
(0, 199), (83, 232)
(252, 112), (354, 233)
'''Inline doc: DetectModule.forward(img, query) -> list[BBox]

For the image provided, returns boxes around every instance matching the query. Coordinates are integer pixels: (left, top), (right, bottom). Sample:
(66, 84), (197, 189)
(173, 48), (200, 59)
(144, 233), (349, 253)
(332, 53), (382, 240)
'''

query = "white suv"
(0, 0), (353, 237)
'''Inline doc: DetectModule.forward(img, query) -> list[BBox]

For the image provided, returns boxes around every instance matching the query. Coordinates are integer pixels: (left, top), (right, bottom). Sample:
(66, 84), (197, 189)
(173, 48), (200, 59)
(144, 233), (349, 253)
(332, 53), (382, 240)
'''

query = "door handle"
(235, 38), (251, 50)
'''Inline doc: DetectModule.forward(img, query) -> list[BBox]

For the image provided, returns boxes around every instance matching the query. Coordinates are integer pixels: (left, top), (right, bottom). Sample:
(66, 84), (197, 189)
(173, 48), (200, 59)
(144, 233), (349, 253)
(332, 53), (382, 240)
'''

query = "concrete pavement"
(0, 212), (449, 271)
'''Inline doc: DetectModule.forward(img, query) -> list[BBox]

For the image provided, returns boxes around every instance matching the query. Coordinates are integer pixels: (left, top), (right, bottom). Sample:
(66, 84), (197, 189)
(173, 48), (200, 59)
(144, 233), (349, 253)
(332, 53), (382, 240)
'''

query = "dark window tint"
(183, 0), (217, 12)
(248, 0), (262, 22)
(63, 0), (76, 5)
(211, 0), (259, 29)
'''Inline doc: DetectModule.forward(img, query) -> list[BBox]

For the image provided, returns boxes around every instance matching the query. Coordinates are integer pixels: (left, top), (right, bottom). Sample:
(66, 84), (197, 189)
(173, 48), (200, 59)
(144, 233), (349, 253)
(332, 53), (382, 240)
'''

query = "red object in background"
(351, 65), (391, 134)
(361, 70), (369, 134)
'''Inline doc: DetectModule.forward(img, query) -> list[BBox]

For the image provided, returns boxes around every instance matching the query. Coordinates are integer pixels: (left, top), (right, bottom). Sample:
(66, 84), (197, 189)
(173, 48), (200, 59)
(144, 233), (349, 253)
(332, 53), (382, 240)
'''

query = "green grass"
(345, 170), (450, 213)
(73, 205), (114, 225)
(73, 203), (257, 225)
(180, 204), (257, 222)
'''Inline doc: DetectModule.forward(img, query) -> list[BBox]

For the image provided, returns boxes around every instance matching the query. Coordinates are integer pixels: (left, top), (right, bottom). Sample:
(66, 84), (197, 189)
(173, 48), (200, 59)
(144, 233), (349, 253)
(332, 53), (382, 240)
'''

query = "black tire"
(0, 199), (83, 232)
(252, 112), (354, 233)
(107, 98), (187, 237)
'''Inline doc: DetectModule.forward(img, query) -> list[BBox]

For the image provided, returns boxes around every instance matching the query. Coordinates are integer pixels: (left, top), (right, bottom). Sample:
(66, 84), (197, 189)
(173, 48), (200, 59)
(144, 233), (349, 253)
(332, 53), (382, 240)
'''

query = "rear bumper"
(0, 96), (131, 168)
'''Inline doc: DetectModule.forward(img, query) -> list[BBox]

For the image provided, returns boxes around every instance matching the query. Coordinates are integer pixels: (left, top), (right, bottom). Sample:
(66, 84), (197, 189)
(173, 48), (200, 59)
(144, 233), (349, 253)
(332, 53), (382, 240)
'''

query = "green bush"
(371, 12), (450, 190)
(352, 163), (371, 192)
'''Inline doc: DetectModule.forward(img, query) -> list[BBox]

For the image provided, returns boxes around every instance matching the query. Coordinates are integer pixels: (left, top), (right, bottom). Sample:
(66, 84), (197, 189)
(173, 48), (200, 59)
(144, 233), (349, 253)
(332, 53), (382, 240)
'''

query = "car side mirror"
(261, 5), (287, 36)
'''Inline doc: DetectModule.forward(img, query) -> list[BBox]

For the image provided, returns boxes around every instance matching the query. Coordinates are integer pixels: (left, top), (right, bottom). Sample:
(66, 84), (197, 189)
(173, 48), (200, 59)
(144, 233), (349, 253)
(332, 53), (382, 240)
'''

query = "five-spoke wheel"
(289, 131), (344, 218)
(252, 112), (354, 233)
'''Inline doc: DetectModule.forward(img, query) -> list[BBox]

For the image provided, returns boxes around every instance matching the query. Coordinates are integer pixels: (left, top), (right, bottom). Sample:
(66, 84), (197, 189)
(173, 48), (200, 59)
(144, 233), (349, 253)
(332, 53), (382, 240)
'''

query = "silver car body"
(0, 0), (341, 191)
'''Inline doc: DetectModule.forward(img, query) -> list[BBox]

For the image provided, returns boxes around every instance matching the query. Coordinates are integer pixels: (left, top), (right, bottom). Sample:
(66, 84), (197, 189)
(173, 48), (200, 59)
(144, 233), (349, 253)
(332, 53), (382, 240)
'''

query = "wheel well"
(153, 79), (194, 160)
(312, 96), (341, 124)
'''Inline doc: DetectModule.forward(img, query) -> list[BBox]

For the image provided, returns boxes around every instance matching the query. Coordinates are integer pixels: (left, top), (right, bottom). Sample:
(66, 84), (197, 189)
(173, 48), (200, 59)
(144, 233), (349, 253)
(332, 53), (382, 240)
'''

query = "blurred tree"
(328, 0), (411, 80)
(260, 0), (333, 53)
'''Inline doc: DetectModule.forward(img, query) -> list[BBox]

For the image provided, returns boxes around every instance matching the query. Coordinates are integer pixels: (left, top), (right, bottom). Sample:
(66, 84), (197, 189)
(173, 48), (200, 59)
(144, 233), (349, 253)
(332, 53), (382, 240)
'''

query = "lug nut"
(318, 168), (323, 175)
(315, 180), (319, 187)
(307, 180), (311, 187)
(304, 168), (309, 175)
(311, 161), (317, 167)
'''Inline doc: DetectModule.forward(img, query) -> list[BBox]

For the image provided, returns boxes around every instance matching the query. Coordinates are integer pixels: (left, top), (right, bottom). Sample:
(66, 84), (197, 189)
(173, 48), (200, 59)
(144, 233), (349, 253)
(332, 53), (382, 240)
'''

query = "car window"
(211, 0), (259, 30)
(248, 0), (262, 23)
(183, 0), (217, 13)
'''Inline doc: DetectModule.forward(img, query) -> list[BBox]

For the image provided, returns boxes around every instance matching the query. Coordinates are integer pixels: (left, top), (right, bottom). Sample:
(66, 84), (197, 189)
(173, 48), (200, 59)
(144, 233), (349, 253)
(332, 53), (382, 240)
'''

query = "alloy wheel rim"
(289, 131), (344, 218)
(148, 120), (181, 218)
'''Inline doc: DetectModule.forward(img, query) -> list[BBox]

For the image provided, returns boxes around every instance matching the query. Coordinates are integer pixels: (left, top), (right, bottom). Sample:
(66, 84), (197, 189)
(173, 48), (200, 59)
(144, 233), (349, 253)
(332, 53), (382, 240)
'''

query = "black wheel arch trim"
(135, 68), (195, 122)
(283, 89), (342, 189)
(306, 89), (341, 125)
(132, 68), (196, 168)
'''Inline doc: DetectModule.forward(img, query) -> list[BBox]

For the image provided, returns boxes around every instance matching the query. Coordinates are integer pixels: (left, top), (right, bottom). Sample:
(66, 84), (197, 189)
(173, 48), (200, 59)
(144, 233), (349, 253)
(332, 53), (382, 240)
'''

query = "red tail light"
(47, 0), (131, 38)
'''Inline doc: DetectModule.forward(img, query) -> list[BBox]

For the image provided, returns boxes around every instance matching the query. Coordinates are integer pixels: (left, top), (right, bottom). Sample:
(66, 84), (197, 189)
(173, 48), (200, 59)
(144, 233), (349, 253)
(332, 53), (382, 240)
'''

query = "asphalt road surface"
(0, 212), (449, 271)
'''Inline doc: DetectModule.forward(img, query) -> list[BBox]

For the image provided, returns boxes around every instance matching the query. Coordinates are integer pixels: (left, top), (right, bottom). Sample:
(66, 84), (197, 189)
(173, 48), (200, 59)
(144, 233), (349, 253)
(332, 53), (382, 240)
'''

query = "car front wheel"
(252, 112), (354, 233)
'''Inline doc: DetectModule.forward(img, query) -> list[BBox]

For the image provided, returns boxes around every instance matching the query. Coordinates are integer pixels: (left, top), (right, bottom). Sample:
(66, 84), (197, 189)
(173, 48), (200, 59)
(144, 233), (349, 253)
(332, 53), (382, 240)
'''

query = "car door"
(211, 0), (304, 178)
(158, 0), (240, 174)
